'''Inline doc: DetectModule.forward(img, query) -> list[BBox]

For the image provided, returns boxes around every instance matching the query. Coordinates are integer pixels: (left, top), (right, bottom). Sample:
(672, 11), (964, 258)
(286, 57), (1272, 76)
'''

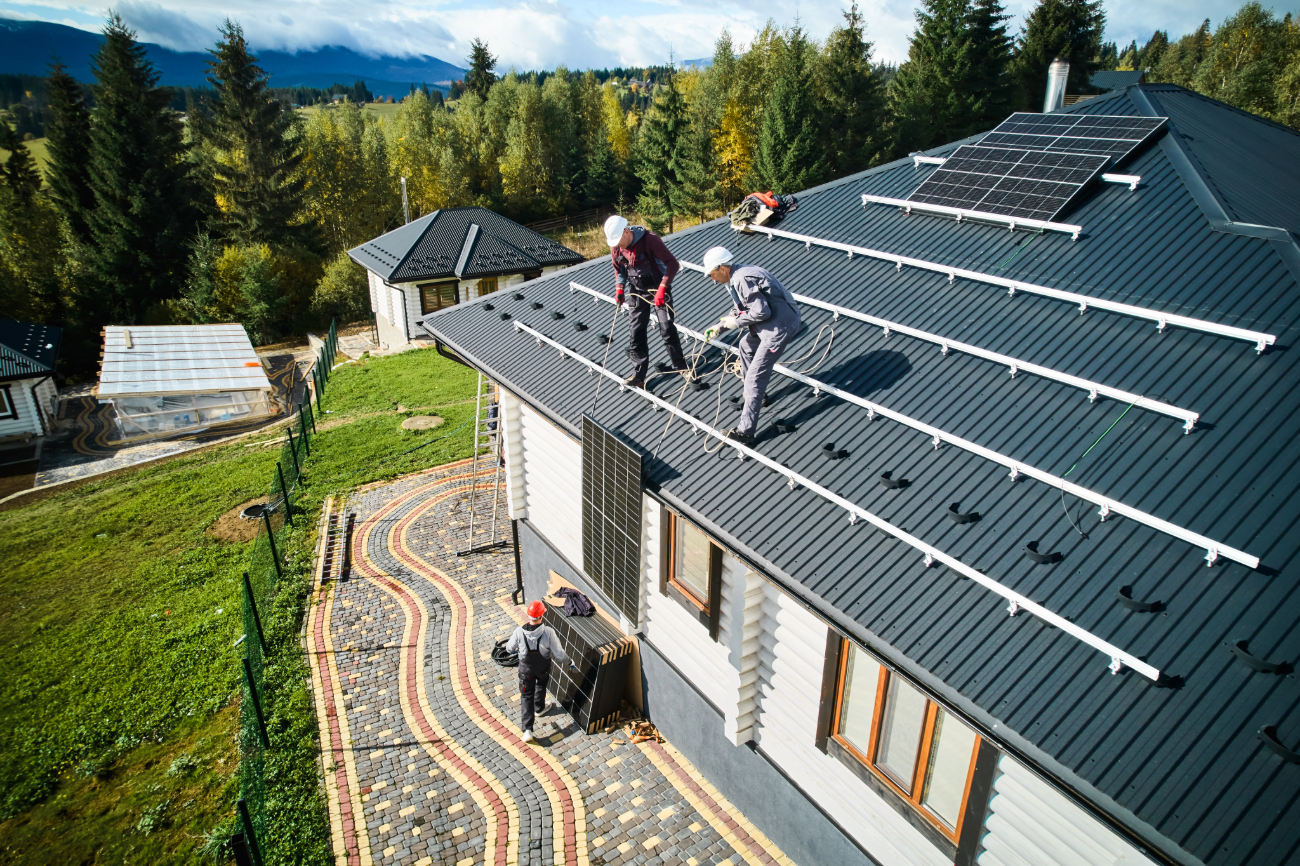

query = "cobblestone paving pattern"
(307, 459), (793, 866)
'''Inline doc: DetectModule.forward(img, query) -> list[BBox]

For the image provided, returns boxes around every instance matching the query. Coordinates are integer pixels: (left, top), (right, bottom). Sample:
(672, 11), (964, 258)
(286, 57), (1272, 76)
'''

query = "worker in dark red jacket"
(604, 214), (691, 388)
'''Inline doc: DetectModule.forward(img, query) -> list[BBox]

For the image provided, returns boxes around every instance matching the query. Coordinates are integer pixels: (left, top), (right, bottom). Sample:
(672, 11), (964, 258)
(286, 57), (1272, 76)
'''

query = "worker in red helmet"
(504, 600), (576, 742)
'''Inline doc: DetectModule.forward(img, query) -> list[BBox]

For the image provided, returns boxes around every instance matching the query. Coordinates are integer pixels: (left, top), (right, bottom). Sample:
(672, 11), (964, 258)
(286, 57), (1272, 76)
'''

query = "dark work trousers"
(519, 660), (551, 731)
(737, 326), (795, 435)
(626, 290), (688, 383)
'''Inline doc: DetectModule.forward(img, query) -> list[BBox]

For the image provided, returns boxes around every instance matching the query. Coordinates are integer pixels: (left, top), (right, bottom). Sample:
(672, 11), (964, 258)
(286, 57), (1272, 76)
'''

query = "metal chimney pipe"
(400, 177), (411, 224)
(1044, 58), (1069, 112)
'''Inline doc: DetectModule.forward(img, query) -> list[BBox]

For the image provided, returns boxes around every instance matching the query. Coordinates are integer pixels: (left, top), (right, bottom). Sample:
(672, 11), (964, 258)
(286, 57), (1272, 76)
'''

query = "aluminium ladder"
(457, 371), (509, 556)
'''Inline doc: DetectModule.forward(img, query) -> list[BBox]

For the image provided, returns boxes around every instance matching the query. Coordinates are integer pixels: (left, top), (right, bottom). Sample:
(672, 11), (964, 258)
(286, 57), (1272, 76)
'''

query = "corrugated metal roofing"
(0, 319), (60, 382)
(347, 206), (584, 283)
(1092, 71), (1145, 92)
(424, 85), (1300, 866)
(97, 324), (271, 397)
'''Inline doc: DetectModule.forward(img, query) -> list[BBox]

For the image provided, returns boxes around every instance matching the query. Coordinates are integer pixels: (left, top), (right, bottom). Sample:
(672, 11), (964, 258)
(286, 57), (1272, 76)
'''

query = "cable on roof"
(1059, 401), (1135, 537)
(587, 302), (623, 420)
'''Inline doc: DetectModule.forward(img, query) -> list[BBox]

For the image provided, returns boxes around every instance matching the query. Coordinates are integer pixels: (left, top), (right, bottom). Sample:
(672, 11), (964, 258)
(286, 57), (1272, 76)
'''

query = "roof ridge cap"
(390, 209), (441, 280)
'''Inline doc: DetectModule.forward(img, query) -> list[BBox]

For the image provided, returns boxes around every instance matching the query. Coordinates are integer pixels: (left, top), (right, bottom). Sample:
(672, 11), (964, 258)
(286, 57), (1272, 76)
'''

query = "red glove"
(615, 288), (625, 306)
(653, 282), (668, 307)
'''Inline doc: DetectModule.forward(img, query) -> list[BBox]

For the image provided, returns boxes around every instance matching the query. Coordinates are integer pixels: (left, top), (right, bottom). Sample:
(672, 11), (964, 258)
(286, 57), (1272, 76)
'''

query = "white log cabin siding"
(640, 501), (737, 702)
(751, 583), (953, 866)
(978, 755), (1148, 866)
(514, 400), (583, 569)
(0, 378), (50, 439)
(499, 389), (526, 521)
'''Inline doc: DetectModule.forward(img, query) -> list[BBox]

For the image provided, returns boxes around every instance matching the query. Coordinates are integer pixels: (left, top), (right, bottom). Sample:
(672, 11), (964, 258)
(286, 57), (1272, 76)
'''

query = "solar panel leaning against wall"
(580, 415), (644, 624)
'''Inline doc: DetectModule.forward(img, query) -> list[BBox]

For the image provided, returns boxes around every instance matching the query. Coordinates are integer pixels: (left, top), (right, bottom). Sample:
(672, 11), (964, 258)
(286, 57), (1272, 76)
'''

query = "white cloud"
(0, 0), (1272, 69)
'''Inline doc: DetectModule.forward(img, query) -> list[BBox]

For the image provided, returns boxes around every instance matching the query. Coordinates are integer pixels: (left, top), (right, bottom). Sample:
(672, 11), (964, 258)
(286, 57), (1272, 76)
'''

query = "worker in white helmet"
(703, 246), (801, 445)
(603, 214), (691, 388)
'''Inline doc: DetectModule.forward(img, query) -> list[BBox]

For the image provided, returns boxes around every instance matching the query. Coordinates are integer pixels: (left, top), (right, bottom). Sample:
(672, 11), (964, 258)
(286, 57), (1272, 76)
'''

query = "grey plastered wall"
(517, 518), (601, 609)
(639, 636), (881, 866)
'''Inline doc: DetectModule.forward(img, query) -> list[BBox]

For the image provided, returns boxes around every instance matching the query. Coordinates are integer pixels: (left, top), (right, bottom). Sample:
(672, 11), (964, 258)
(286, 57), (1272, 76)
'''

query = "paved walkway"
(307, 459), (792, 866)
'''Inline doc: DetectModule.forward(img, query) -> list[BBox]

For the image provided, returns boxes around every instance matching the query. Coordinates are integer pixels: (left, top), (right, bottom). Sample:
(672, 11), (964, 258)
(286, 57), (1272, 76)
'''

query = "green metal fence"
(233, 319), (338, 866)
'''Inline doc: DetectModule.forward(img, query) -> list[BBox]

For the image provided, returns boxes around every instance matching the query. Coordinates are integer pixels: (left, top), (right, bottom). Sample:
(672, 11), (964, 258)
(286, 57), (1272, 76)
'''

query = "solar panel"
(581, 415), (643, 623)
(976, 112), (1167, 163)
(908, 145), (1110, 222)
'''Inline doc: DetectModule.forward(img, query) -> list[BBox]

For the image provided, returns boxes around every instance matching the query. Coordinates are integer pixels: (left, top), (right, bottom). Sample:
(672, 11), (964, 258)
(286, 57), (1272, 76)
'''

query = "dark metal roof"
(423, 85), (1300, 866)
(0, 319), (60, 382)
(347, 206), (584, 283)
(1091, 70), (1145, 92)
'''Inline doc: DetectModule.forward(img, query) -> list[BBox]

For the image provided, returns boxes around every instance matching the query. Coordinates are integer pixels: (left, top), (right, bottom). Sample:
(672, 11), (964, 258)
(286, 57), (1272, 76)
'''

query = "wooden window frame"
(662, 509), (723, 640)
(0, 384), (16, 420)
(418, 280), (459, 315)
(830, 638), (982, 843)
(477, 277), (499, 296)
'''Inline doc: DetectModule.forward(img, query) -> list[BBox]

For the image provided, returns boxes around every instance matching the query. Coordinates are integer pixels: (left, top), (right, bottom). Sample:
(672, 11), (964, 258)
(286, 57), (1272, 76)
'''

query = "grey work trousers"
(625, 291), (687, 382)
(737, 327), (794, 435)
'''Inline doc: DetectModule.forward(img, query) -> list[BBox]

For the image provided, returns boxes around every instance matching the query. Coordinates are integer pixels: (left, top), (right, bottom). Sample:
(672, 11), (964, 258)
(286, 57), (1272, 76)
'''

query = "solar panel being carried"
(904, 113), (1167, 223)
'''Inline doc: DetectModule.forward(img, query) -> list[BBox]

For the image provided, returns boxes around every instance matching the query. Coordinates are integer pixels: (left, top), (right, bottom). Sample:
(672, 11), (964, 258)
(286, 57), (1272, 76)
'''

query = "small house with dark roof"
(0, 319), (60, 443)
(348, 206), (585, 350)
(420, 84), (1300, 866)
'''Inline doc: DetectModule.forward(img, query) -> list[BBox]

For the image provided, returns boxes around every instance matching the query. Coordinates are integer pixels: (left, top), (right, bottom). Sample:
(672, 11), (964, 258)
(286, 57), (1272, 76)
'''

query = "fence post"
(243, 571), (267, 650)
(237, 798), (265, 866)
(309, 397), (317, 435)
(262, 510), (282, 580)
(315, 362), (324, 413)
(242, 658), (271, 748)
(299, 401), (311, 455)
(286, 428), (300, 477)
(276, 462), (293, 527)
(231, 831), (255, 866)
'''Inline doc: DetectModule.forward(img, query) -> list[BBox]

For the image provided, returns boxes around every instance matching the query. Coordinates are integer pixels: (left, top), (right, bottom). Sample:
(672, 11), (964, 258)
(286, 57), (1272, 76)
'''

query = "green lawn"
(0, 136), (50, 179)
(0, 346), (478, 864)
(295, 101), (403, 122)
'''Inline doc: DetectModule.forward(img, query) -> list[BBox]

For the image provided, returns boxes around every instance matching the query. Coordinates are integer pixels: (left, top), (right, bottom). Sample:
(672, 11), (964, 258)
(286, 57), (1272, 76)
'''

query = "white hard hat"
(703, 246), (734, 272)
(604, 214), (629, 246)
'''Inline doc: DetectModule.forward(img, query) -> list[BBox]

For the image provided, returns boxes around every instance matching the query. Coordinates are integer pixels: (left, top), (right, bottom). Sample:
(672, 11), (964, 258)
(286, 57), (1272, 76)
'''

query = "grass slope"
(0, 137), (50, 179)
(0, 347), (477, 863)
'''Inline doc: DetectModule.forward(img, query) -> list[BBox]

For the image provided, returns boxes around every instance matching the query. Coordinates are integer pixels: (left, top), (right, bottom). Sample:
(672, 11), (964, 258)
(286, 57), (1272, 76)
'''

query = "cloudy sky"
(0, 0), (1269, 70)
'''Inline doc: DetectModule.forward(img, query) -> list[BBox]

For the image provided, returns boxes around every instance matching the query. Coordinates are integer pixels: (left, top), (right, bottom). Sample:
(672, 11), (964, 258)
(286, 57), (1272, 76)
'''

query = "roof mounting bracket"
(513, 319), (1163, 681)
(1109, 657), (1124, 675)
(1101, 173), (1141, 190)
(1009, 363), (1019, 379)
(1079, 300), (1088, 314)
(1206, 548), (1219, 567)
(924, 552), (935, 567)
(848, 510), (859, 525)
(1007, 600), (1020, 616)
(1009, 465), (1021, 481)
(1183, 418), (1195, 434)
(941, 342), (950, 356)
(747, 225), (1276, 350)
(1158, 318), (1168, 332)
(1098, 502), (1111, 521)
(1089, 387), (1098, 403)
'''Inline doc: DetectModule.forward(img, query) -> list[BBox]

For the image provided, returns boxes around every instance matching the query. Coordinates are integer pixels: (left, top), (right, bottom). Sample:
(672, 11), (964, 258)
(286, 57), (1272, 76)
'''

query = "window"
(662, 510), (722, 638)
(477, 277), (498, 296)
(522, 269), (543, 282)
(419, 281), (458, 314)
(832, 641), (981, 839)
(0, 385), (16, 420)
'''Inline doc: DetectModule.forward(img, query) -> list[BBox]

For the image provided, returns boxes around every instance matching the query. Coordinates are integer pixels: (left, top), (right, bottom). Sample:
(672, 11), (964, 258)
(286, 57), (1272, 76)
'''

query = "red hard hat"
(526, 601), (546, 619)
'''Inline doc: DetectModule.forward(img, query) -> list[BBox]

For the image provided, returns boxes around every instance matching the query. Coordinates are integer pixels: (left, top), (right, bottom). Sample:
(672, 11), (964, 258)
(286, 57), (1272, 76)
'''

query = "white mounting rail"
(862, 193), (1084, 238)
(514, 318), (1162, 681)
(747, 221), (1277, 353)
(568, 278), (1257, 570)
(667, 265), (1200, 432)
(1101, 173), (1141, 190)
(913, 154), (948, 167)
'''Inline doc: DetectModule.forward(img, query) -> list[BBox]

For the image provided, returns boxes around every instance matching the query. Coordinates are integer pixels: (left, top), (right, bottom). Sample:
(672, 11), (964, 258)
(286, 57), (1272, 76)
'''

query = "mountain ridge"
(0, 18), (465, 92)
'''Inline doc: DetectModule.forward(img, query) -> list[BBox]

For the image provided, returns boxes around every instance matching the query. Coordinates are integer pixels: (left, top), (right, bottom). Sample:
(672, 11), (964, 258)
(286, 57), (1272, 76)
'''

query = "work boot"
(622, 375), (645, 389)
(722, 428), (755, 446)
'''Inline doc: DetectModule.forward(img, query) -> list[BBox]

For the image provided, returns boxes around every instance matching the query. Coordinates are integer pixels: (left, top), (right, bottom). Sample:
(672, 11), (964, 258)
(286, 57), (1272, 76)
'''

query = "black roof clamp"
(550, 312), (565, 321)
(499, 313), (512, 321)
(879, 471), (909, 490)
(690, 380), (709, 391)
(822, 443), (849, 460)
(774, 419), (797, 434)
(1116, 586), (1163, 613)
(947, 503), (979, 524)
(484, 303), (495, 310)
(1024, 541), (1062, 564)
(512, 292), (525, 300)
(573, 322), (587, 332)
(1229, 640), (1292, 674)
(532, 302), (544, 310)
(1259, 726), (1300, 763)
(597, 335), (611, 344)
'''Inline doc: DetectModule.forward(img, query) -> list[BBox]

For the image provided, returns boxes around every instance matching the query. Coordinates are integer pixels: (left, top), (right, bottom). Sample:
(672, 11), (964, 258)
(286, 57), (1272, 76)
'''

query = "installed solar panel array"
(907, 113), (1167, 222)
(581, 415), (643, 623)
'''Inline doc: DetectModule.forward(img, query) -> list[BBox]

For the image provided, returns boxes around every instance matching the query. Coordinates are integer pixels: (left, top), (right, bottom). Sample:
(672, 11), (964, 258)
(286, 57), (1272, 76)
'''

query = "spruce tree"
(81, 14), (197, 335)
(465, 38), (498, 100)
(634, 74), (687, 232)
(45, 59), (96, 246)
(963, 0), (1015, 135)
(819, 4), (885, 175)
(1010, 0), (1106, 111)
(887, 0), (975, 156)
(750, 24), (827, 193)
(671, 124), (719, 225)
(206, 20), (312, 248)
(1150, 20), (1211, 88)
(1139, 31), (1169, 71)
(0, 126), (42, 200)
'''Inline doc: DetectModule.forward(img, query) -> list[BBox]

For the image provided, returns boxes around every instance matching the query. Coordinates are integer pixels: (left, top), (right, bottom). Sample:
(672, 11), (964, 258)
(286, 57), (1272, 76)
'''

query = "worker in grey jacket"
(703, 246), (801, 445)
(505, 600), (576, 742)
